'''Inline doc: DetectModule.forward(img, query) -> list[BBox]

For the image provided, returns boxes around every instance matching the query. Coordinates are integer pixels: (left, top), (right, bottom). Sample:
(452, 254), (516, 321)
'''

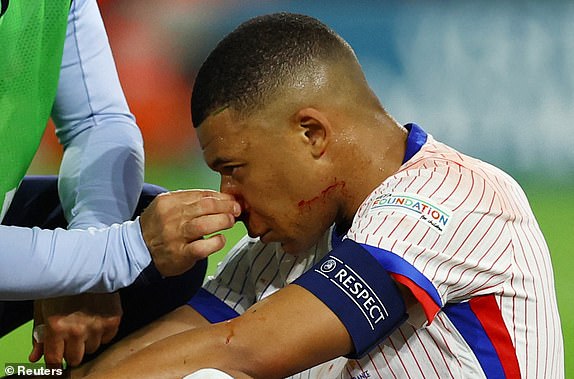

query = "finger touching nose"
(219, 175), (239, 195)
(218, 176), (246, 217)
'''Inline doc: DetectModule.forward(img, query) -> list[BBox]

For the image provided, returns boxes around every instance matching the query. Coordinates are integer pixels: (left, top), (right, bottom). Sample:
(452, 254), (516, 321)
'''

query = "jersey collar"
(402, 123), (428, 164)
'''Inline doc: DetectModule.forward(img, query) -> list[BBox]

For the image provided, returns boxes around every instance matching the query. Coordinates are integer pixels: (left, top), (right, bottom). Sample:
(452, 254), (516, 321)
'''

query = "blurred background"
(2, 0), (572, 375)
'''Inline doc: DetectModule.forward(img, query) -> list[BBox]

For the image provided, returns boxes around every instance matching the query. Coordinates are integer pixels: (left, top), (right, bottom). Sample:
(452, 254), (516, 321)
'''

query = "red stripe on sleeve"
(469, 295), (521, 378)
(391, 273), (441, 324)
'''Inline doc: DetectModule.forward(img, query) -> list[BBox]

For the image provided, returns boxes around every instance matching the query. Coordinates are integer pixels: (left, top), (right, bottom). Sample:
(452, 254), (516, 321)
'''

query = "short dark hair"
(191, 12), (356, 127)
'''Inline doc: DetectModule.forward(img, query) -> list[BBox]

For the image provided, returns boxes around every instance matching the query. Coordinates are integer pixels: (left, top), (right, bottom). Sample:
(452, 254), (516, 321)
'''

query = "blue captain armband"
(293, 239), (408, 359)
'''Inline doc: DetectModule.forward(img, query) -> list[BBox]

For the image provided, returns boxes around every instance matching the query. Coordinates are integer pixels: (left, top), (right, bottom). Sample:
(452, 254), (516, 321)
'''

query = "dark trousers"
(0, 176), (206, 351)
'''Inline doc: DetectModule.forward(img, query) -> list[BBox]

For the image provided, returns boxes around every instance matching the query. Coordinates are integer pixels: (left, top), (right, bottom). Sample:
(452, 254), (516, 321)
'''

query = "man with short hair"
(74, 13), (564, 378)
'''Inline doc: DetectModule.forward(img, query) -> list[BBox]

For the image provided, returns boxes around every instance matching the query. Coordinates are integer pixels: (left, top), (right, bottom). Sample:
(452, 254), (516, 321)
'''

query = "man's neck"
(335, 120), (408, 230)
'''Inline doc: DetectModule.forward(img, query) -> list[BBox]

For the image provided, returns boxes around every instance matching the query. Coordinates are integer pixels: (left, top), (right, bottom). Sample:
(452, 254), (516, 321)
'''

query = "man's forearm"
(78, 285), (353, 379)
(76, 306), (211, 376)
(79, 322), (251, 379)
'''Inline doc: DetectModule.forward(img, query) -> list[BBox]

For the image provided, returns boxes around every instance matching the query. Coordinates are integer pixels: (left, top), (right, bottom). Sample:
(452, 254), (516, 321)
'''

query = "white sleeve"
(347, 164), (513, 321)
(52, 0), (144, 229)
(0, 218), (152, 300)
(200, 230), (333, 316)
(201, 236), (261, 315)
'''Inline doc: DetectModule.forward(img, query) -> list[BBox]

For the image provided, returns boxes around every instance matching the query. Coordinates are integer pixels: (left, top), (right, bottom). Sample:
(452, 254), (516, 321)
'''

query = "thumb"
(29, 340), (44, 362)
(29, 324), (45, 362)
(29, 302), (45, 362)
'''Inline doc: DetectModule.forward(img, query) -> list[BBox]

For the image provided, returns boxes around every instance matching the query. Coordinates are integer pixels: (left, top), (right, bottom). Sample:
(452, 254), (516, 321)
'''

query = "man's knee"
(184, 369), (234, 379)
(2, 176), (63, 228)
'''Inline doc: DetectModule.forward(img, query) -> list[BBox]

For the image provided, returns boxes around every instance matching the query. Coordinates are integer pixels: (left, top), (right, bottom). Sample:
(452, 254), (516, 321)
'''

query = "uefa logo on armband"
(320, 259), (337, 273)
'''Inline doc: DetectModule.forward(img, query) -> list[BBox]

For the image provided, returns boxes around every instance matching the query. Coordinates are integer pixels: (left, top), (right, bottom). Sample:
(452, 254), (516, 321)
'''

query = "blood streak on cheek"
(298, 180), (346, 209)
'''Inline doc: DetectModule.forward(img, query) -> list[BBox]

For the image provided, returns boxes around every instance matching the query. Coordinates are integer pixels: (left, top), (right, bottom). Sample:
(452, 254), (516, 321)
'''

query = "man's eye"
(221, 165), (240, 176)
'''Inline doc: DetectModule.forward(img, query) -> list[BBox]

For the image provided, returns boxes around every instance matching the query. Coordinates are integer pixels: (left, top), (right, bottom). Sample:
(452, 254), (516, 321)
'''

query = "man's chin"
(255, 231), (315, 256)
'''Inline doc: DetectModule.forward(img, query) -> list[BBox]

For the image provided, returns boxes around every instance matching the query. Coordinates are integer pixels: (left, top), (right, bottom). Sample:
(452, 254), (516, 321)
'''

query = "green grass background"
(0, 164), (571, 377)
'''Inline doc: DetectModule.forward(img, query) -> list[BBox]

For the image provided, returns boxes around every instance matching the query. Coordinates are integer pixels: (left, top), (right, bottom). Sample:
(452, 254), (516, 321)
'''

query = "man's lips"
(238, 211), (274, 243)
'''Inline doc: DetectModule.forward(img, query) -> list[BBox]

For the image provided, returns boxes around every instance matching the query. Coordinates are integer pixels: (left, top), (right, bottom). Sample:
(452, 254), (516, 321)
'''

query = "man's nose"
(219, 175), (236, 195)
(220, 176), (247, 221)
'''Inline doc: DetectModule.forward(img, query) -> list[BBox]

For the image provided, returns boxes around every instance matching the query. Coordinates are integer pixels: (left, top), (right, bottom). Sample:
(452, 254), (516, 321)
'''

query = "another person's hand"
(29, 293), (123, 367)
(140, 190), (241, 276)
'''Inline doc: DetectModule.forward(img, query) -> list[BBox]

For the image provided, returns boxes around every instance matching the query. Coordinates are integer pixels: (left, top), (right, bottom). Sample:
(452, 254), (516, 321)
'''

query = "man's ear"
(294, 107), (331, 159)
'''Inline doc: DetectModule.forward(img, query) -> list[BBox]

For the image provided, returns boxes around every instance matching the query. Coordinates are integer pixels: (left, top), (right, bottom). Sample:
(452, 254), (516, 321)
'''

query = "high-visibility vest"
(0, 1), (70, 220)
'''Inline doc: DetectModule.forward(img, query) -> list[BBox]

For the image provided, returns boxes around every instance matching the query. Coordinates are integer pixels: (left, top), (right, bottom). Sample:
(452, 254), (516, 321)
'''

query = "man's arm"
(0, 221), (149, 299)
(0, 0), (146, 298)
(24, 189), (239, 365)
(81, 285), (354, 379)
(31, 0), (144, 366)
(79, 282), (420, 378)
(74, 236), (422, 378)
(75, 305), (210, 376)
(74, 235), (262, 375)
(0, 190), (239, 299)
(30, 0), (144, 365)
(53, 0), (143, 230)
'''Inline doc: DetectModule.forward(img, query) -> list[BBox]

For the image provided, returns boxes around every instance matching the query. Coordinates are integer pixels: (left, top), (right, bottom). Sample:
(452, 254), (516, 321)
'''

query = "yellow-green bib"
(0, 0), (70, 219)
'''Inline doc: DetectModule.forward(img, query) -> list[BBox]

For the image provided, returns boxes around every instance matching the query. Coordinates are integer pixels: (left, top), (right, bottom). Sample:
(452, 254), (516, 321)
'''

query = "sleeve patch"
(367, 192), (452, 234)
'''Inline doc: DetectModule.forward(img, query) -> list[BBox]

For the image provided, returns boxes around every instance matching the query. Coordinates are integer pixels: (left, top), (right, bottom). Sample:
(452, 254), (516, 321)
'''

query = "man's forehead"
(197, 108), (257, 167)
(197, 108), (240, 150)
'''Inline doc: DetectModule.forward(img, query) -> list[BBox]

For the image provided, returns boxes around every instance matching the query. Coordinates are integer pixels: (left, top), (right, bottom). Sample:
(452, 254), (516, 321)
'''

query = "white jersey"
(191, 124), (564, 378)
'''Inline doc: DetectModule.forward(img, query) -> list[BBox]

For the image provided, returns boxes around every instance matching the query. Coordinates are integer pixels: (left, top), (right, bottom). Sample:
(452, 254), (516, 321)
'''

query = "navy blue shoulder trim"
(403, 123), (428, 163)
(187, 288), (240, 323)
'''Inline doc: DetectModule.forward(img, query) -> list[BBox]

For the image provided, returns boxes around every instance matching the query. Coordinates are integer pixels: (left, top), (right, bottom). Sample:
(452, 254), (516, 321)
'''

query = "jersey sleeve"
(190, 230), (333, 323)
(52, 0), (144, 230)
(189, 236), (261, 321)
(347, 163), (513, 324)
